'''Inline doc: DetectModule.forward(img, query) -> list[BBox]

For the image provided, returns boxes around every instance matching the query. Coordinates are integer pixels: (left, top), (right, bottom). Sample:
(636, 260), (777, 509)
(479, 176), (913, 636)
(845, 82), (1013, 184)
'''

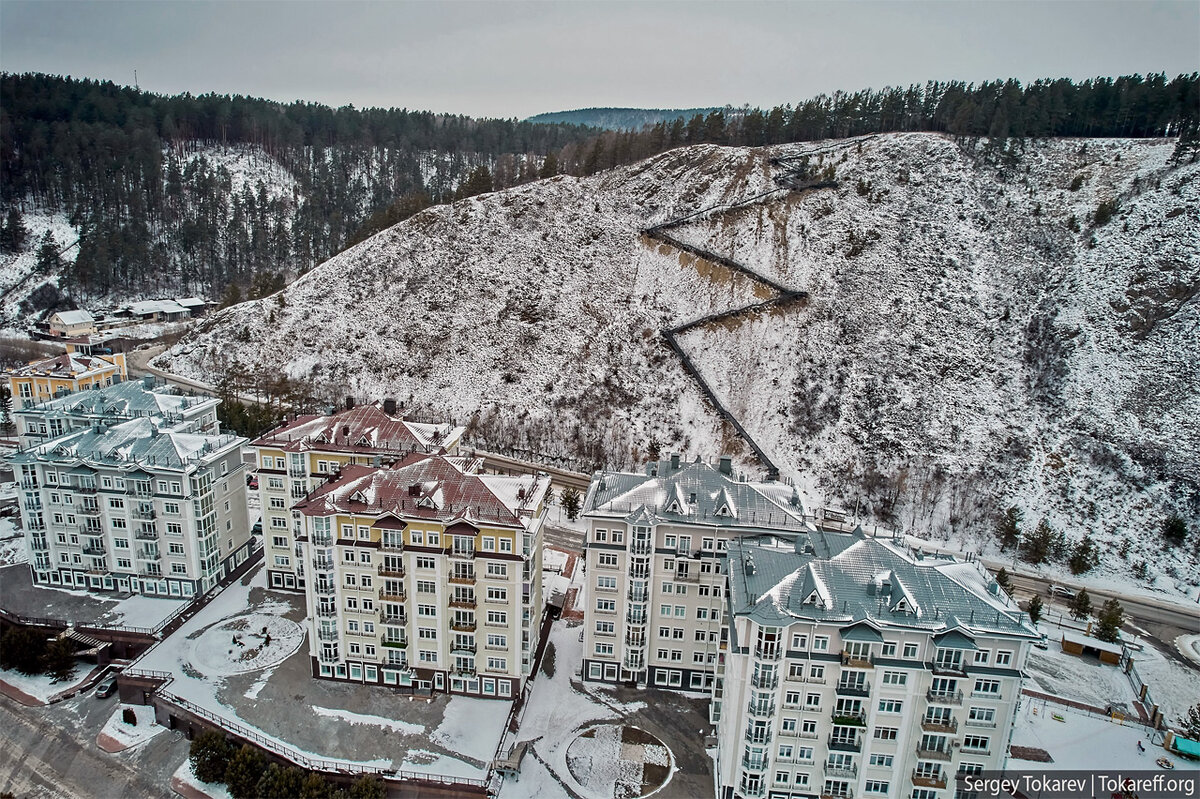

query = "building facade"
(292, 452), (547, 699)
(7, 340), (127, 407)
(12, 374), (220, 449)
(580, 455), (810, 695)
(716, 534), (1038, 799)
(250, 400), (465, 591)
(10, 416), (252, 597)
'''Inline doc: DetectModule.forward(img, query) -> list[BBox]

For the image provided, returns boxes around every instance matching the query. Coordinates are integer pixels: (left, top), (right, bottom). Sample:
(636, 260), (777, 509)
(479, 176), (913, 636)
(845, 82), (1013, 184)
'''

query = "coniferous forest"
(1, 71), (1196, 305)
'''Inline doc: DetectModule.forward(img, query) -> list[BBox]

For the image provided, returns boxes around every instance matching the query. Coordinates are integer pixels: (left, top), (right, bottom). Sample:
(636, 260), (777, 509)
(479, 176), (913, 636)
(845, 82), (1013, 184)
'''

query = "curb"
(0, 679), (44, 706)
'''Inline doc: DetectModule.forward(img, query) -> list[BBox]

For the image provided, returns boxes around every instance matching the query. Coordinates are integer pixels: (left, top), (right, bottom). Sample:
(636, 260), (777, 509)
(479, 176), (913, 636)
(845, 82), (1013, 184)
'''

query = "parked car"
(95, 676), (117, 698)
(246, 475), (259, 490)
(251, 519), (263, 536)
(1033, 635), (1050, 650)
(1048, 584), (1076, 599)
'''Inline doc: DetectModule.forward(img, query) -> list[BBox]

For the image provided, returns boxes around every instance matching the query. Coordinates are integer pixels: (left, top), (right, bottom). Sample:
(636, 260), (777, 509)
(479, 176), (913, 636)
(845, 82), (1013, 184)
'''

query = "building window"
(486, 562), (507, 578)
(812, 636), (829, 651)
(996, 650), (1013, 666)
(873, 727), (898, 741)
(962, 735), (990, 753)
(881, 670), (907, 686)
(598, 553), (618, 568)
(596, 599), (615, 613)
(878, 699), (902, 713)
(903, 643), (919, 658)
(595, 643), (613, 656)
(868, 753), (893, 768)
(416, 556), (435, 569)
(974, 679), (1001, 696)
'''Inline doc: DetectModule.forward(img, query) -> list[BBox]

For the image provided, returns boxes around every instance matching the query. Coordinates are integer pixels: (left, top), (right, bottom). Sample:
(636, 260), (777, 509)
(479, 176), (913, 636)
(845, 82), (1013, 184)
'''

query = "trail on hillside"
(642, 145), (850, 477)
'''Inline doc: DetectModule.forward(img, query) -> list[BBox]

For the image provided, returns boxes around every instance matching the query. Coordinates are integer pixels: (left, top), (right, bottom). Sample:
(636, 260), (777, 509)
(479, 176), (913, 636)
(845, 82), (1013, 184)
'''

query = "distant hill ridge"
(526, 107), (720, 130)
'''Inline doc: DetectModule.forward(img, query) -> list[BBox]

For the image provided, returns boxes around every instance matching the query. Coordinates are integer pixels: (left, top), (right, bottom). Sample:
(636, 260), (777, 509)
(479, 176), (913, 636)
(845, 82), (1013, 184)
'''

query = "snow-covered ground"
(93, 593), (190, 630)
(1011, 698), (1188, 770)
(1023, 640), (1137, 712)
(98, 703), (165, 749)
(0, 660), (95, 703)
(190, 612), (304, 676)
(172, 759), (232, 799)
(1124, 635), (1200, 723)
(0, 518), (27, 567)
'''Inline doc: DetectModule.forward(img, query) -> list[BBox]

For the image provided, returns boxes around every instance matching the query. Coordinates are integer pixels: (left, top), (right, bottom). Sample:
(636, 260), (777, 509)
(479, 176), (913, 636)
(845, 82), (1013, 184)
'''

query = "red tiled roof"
(294, 453), (539, 530)
(251, 402), (457, 455)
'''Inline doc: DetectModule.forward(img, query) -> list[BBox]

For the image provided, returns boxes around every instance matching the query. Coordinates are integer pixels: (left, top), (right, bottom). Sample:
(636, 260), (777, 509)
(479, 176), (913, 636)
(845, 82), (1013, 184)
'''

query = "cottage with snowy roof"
(6, 339), (127, 407)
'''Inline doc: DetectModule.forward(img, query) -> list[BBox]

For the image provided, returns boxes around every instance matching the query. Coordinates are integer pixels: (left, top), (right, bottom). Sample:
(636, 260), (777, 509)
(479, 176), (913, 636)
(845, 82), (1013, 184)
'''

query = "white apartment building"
(580, 455), (811, 695)
(12, 374), (221, 449)
(717, 534), (1038, 799)
(11, 416), (252, 597)
(250, 399), (464, 591)
(291, 452), (547, 699)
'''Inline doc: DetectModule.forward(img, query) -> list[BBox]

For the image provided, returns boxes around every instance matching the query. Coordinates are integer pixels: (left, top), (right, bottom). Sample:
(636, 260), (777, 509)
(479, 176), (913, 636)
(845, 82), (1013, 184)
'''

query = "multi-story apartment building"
(580, 455), (811, 694)
(717, 534), (1038, 799)
(12, 374), (221, 448)
(250, 399), (465, 591)
(292, 452), (547, 699)
(10, 416), (252, 597)
(7, 339), (127, 406)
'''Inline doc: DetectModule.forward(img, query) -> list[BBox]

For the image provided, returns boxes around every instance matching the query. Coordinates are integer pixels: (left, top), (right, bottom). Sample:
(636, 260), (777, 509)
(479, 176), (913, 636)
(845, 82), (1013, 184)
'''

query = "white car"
(1048, 584), (1076, 599)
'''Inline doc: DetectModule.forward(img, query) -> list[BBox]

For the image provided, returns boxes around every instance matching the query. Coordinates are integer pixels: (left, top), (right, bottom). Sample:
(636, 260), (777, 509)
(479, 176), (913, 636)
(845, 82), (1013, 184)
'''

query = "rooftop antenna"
(134, 70), (139, 91)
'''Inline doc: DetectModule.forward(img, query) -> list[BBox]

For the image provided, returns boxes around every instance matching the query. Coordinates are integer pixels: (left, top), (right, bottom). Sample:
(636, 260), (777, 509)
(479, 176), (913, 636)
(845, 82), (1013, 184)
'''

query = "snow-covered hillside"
(156, 134), (1200, 596)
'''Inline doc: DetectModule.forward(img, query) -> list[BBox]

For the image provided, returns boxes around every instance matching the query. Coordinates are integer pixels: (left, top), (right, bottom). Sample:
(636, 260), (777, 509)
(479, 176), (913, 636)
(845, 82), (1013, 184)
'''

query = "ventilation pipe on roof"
(744, 554), (755, 576)
(142, 374), (154, 389)
(718, 455), (733, 476)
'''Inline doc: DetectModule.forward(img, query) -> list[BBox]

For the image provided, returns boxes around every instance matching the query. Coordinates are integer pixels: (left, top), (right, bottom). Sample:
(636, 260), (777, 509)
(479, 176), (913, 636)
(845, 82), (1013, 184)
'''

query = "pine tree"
(1162, 514), (1188, 547)
(255, 763), (306, 799)
(538, 151), (559, 179)
(224, 745), (266, 799)
(1180, 703), (1200, 739)
(348, 775), (387, 799)
(189, 730), (234, 784)
(455, 165), (494, 200)
(995, 506), (1022, 551)
(34, 230), (60, 273)
(1027, 594), (1043, 625)
(994, 568), (1013, 594)
(298, 772), (333, 799)
(560, 487), (582, 521)
(1095, 598), (1124, 642)
(1068, 535), (1099, 575)
(1068, 588), (1092, 620)
(0, 627), (49, 675)
(43, 637), (77, 683)
(0, 208), (28, 253)
(1021, 518), (1054, 564)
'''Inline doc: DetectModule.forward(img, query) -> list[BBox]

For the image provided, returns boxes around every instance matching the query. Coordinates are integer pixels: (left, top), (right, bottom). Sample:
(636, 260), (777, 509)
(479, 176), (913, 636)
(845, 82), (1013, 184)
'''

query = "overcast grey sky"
(2, 1), (1196, 119)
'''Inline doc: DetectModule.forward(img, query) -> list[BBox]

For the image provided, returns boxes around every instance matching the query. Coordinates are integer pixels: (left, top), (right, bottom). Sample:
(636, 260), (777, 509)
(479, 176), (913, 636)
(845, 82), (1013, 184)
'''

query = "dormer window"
(714, 503), (732, 517)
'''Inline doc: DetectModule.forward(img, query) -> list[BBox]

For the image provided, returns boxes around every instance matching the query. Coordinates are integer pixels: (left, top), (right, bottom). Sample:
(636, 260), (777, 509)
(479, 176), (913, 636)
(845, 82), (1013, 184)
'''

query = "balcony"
(75, 485), (97, 495)
(314, 583), (336, 596)
(921, 717), (959, 734)
(380, 540), (404, 553)
(753, 644), (781, 661)
(628, 588), (648, 602)
(835, 683), (869, 698)
(135, 529), (159, 541)
(449, 548), (475, 561)
(744, 726), (772, 745)
(133, 508), (157, 521)
(450, 597), (476, 609)
(135, 549), (159, 561)
(915, 746), (952, 762)
(931, 659), (967, 677)
(840, 651), (874, 668)
(965, 717), (997, 729)
(626, 610), (647, 625)
(318, 629), (339, 642)
(313, 558), (334, 571)
(912, 771), (948, 789)
(449, 574), (476, 585)
(827, 735), (860, 753)
(629, 568), (649, 580)
(379, 588), (407, 602)
(316, 606), (337, 618)
(75, 504), (101, 516)
(378, 564), (405, 578)
(318, 650), (340, 663)
(630, 540), (651, 555)
(312, 532), (333, 546)
(831, 711), (866, 726)
(451, 621), (477, 632)
(383, 638), (408, 648)
(20, 479), (39, 490)
(623, 653), (644, 670)
(380, 613), (407, 625)
(820, 790), (853, 799)
(960, 745), (991, 757)
(82, 543), (106, 556)
(624, 634), (645, 647)
(747, 701), (776, 718)
(287, 465), (307, 478)
(750, 672), (779, 690)
(452, 642), (477, 654)
(739, 783), (766, 799)
(740, 755), (767, 772)
(823, 762), (858, 779)
(926, 689), (963, 705)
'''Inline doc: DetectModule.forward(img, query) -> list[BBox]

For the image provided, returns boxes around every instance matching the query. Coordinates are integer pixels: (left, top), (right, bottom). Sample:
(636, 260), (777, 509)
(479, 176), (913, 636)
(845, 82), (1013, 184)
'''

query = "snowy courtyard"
(133, 562), (511, 781)
(1011, 698), (1191, 771)
(565, 724), (673, 799)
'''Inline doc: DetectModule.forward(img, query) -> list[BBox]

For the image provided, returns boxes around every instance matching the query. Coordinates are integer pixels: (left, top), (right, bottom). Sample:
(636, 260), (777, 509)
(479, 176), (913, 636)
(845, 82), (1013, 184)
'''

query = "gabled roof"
(252, 402), (464, 456)
(293, 453), (548, 532)
(583, 457), (808, 533)
(10, 416), (243, 471)
(14, 379), (217, 424)
(51, 310), (95, 326)
(8, 351), (122, 380)
(726, 533), (1039, 640)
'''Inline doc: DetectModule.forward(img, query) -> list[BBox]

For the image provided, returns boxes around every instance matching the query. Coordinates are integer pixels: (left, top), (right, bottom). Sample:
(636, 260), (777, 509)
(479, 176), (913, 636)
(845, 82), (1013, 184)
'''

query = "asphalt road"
(0, 694), (187, 799)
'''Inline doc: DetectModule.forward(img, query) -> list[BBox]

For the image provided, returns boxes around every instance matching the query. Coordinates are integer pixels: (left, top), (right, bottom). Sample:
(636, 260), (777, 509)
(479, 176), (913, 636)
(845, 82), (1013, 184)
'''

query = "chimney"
(670, 453), (680, 470)
(142, 374), (154, 389)
(383, 398), (398, 416)
(718, 455), (733, 476)
(345, 396), (355, 410)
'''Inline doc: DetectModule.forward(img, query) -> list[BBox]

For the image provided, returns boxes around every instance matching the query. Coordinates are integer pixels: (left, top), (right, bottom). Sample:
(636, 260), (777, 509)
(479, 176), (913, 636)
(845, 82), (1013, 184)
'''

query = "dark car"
(95, 676), (117, 698)
(251, 519), (263, 536)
